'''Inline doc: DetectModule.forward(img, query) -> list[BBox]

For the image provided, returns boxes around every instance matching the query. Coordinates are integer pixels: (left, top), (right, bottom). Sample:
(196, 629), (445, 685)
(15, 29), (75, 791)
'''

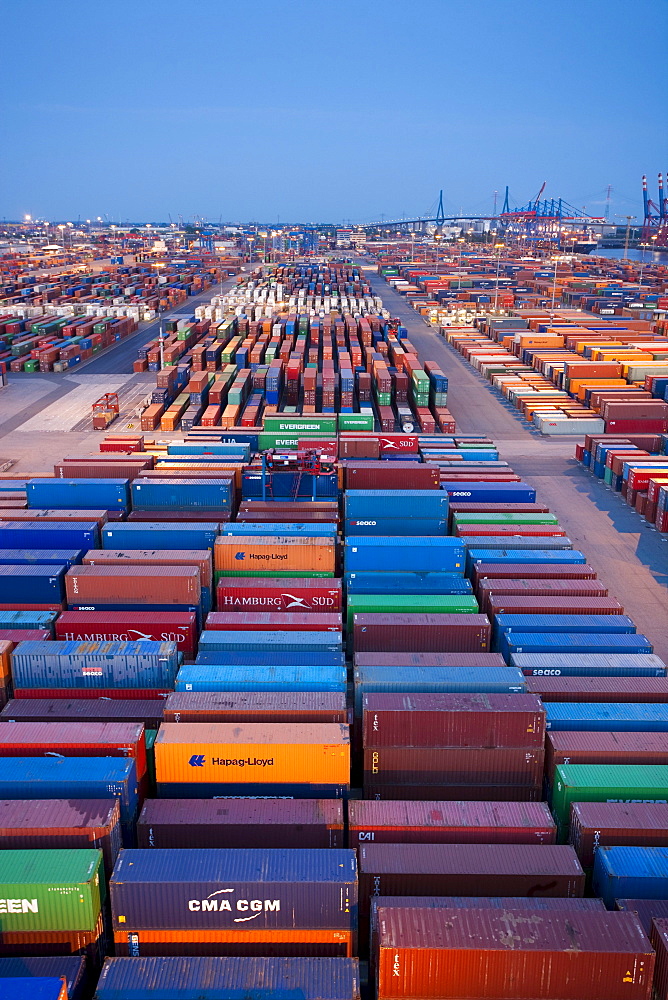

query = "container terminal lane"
(0, 246), (667, 998)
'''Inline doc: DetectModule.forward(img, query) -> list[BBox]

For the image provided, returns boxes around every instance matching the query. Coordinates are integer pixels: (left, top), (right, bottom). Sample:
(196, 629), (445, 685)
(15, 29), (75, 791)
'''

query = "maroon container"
(651, 919), (668, 1000)
(354, 652), (506, 668)
(0, 798), (122, 874)
(348, 800), (556, 846)
(137, 798), (344, 849)
(55, 610), (198, 658)
(128, 510), (233, 523)
(82, 549), (213, 589)
(0, 509), (110, 526)
(14, 687), (171, 700)
(455, 524), (568, 537)
(216, 577), (342, 612)
(65, 564), (201, 605)
(163, 691), (348, 724)
(0, 720), (147, 778)
(364, 746), (544, 787)
(602, 400), (668, 420)
(478, 578), (608, 613)
(569, 802), (668, 868)
(375, 906), (653, 1000)
(472, 563), (597, 589)
(546, 732), (668, 785)
(54, 462), (151, 479)
(0, 629), (51, 643)
(343, 461), (440, 490)
(607, 419), (668, 433)
(362, 692), (545, 748)
(353, 614), (491, 653)
(487, 595), (624, 615)
(364, 782), (543, 802)
(0, 696), (165, 727)
(527, 676), (668, 703)
(205, 612), (342, 632)
(617, 899), (668, 934)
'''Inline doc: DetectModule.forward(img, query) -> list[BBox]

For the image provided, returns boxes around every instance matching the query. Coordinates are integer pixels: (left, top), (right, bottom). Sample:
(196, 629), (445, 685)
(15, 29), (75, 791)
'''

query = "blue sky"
(1, 0), (666, 224)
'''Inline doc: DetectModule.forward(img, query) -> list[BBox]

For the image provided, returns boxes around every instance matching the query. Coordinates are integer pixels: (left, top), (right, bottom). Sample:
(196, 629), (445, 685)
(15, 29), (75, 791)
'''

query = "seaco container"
(216, 578), (342, 612)
(0, 849), (103, 932)
(163, 691), (348, 725)
(353, 614), (491, 653)
(94, 956), (361, 1000)
(110, 848), (358, 936)
(512, 652), (667, 677)
(552, 764), (668, 836)
(175, 664), (347, 694)
(137, 799), (345, 849)
(0, 698), (165, 729)
(0, 757), (138, 827)
(546, 732), (668, 785)
(154, 723), (350, 795)
(570, 802), (668, 869)
(0, 959), (85, 1000)
(527, 675), (668, 702)
(0, 799), (122, 875)
(205, 611), (342, 632)
(593, 846), (668, 907)
(440, 481), (537, 502)
(11, 640), (179, 691)
(545, 702), (668, 731)
(0, 522), (100, 550)
(65, 565), (201, 606)
(348, 800), (556, 846)
(55, 611), (197, 659)
(344, 537), (465, 574)
(362, 692), (545, 748)
(374, 906), (653, 1000)
(214, 537), (335, 578)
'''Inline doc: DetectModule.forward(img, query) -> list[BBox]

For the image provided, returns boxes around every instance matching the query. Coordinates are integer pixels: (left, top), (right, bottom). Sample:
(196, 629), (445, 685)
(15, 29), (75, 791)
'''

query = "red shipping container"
(65, 564), (201, 605)
(136, 798), (344, 849)
(353, 614), (491, 653)
(162, 691), (348, 724)
(0, 696), (165, 727)
(546, 732), (668, 785)
(363, 745), (544, 787)
(82, 549), (212, 589)
(216, 577), (341, 612)
(354, 653), (506, 668)
(0, 720), (147, 777)
(0, 509), (110, 526)
(205, 611), (342, 632)
(13, 687), (171, 700)
(55, 611), (198, 659)
(364, 782), (543, 802)
(375, 906), (653, 1000)
(478, 578), (608, 613)
(526, 676), (668, 703)
(377, 435), (419, 454)
(472, 563), (597, 589)
(343, 462), (440, 490)
(487, 595), (624, 615)
(362, 692), (545, 748)
(0, 630), (51, 643)
(652, 919), (668, 1000)
(570, 802), (668, 869)
(455, 524), (568, 538)
(617, 899), (668, 934)
(348, 799), (557, 846)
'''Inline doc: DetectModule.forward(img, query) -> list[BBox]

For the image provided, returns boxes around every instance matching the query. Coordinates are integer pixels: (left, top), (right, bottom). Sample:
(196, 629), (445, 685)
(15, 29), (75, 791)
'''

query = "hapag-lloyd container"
(545, 702), (668, 731)
(0, 698), (165, 729)
(0, 799), (122, 874)
(527, 675), (668, 702)
(512, 652), (667, 677)
(102, 523), (219, 551)
(353, 614), (491, 653)
(110, 848), (358, 931)
(570, 802), (668, 868)
(175, 664), (347, 694)
(344, 538), (465, 574)
(344, 490), (449, 520)
(55, 611), (198, 659)
(205, 611), (342, 632)
(0, 756), (138, 827)
(0, 522), (100, 549)
(94, 956), (361, 1000)
(0, 721), (147, 778)
(348, 800), (556, 845)
(362, 692), (545, 748)
(375, 906), (653, 1000)
(546, 732), (668, 784)
(0, 958), (86, 1000)
(594, 846), (668, 907)
(65, 565), (201, 606)
(216, 578), (342, 612)
(0, 849), (103, 932)
(137, 799), (345, 849)
(163, 691), (348, 724)
(552, 764), (668, 835)
(154, 722), (350, 790)
(214, 536), (335, 578)
(365, 746), (544, 788)
(10, 640), (180, 691)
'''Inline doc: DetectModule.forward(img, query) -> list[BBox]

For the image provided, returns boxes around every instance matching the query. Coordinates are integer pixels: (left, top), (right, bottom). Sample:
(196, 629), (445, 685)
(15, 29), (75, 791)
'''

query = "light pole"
(637, 242), (649, 295)
(248, 236), (254, 264)
(549, 255), (559, 321)
(493, 242), (505, 312)
(457, 237), (465, 290)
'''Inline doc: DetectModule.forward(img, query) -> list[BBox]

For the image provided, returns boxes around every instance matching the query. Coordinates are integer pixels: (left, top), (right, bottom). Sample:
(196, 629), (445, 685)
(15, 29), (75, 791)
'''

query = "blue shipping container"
(221, 522), (337, 538)
(502, 633), (653, 659)
(344, 490), (449, 520)
(511, 653), (667, 677)
(0, 610), (59, 632)
(198, 631), (342, 653)
(344, 517), (449, 536)
(466, 549), (587, 574)
(440, 482), (537, 502)
(11, 639), (180, 690)
(0, 522), (99, 550)
(593, 846), (668, 908)
(0, 549), (83, 568)
(353, 666), (526, 714)
(131, 479), (233, 510)
(545, 702), (668, 731)
(344, 537), (465, 574)
(0, 564), (67, 604)
(175, 664), (347, 693)
(345, 572), (473, 596)
(0, 959), (85, 1000)
(102, 523), (219, 551)
(0, 980), (67, 1000)
(27, 479), (130, 510)
(195, 651), (346, 667)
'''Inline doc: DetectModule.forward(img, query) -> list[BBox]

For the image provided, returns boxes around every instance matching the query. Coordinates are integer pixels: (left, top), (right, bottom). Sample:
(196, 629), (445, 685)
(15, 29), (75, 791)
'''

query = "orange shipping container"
(113, 927), (354, 956)
(0, 640), (11, 682)
(214, 536), (336, 576)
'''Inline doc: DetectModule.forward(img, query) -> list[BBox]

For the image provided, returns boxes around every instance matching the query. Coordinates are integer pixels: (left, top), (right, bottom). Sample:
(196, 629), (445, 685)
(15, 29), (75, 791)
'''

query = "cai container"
(374, 906), (653, 1000)
(348, 800), (556, 846)
(512, 652), (667, 677)
(55, 611), (198, 659)
(593, 846), (668, 907)
(163, 691), (348, 725)
(175, 664), (347, 694)
(545, 702), (668, 731)
(552, 764), (668, 836)
(353, 614), (491, 653)
(0, 849), (103, 932)
(137, 799), (345, 849)
(344, 538), (465, 574)
(570, 802), (668, 869)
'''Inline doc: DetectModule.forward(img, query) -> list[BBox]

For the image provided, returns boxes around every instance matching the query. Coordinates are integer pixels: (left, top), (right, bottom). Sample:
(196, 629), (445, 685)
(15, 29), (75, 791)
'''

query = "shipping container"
(504, 633), (653, 656)
(0, 522), (99, 550)
(27, 478), (130, 511)
(512, 652), (667, 677)
(214, 537), (335, 578)
(365, 746), (544, 789)
(546, 702), (668, 731)
(353, 614), (491, 653)
(0, 565), (67, 605)
(0, 849), (103, 932)
(55, 611), (198, 659)
(0, 959), (85, 1000)
(344, 490), (448, 519)
(215, 578), (342, 612)
(552, 764), (668, 836)
(344, 538), (465, 574)
(546, 732), (668, 785)
(651, 919), (668, 1000)
(354, 667), (525, 715)
(527, 675), (668, 702)
(198, 631), (342, 655)
(102, 523), (219, 551)
(137, 799), (345, 849)
(205, 611), (342, 632)
(0, 979), (67, 1000)
(163, 691), (348, 724)
(175, 664), (347, 694)
(594, 846), (668, 907)
(570, 802), (668, 868)
(11, 639), (179, 692)
(616, 899), (668, 934)
(65, 565), (201, 606)
(0, 697), (165, 729)
(344, 573), (472, 596)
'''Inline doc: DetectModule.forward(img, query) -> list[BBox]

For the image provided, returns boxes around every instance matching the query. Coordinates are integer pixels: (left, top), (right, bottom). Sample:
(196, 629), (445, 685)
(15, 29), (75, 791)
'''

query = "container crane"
(641, 173), (668, 249)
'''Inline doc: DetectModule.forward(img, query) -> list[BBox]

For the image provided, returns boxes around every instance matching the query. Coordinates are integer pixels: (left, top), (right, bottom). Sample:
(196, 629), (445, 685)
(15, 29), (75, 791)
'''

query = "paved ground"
(369, 266), (668, 663)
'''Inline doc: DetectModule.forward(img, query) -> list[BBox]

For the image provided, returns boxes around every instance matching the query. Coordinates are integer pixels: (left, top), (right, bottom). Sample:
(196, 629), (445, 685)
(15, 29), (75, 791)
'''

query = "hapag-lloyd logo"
(188, 888), (280, 921)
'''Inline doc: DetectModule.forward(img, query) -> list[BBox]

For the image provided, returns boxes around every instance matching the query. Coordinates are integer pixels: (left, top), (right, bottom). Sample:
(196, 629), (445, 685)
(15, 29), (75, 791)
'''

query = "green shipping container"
(0, 849), (103, 932)
(338, 414), (374, 431)
(263, 415), (337, 435)
(215, 570), (333, 583)
(552, 763), (668, 839)
(453, 513), (560, 526)
(257, 432), (327, 450)
(347, 593), (479, 632)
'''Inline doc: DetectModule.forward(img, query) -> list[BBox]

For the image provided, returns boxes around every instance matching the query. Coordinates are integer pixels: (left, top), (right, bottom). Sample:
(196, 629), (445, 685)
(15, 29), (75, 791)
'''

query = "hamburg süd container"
(593, 846), (668, 907)
(137, 799), (345, 849)
(55, 610), (198, 659)
(215, 577), (342, 612)
(569, 802), (668, 868)
(552, 764), (668, 836)
(0, 849), (103, 932)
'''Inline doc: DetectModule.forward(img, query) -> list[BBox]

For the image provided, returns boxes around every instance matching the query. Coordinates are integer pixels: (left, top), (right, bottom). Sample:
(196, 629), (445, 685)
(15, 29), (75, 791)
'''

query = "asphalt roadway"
(365, 263), (668, 663)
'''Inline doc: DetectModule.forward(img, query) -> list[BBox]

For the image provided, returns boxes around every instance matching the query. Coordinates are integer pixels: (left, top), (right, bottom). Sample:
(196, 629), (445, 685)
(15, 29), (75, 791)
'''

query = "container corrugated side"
(593, 846), (668, 907)
(0, 958), (85, 1000)
(570, 802), (668, 868)
(0, 849), (103, 932)
(552, 764), (668, 836)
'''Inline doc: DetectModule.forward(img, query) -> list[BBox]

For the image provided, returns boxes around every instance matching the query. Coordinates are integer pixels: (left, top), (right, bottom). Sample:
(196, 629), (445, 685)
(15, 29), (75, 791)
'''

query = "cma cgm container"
(163, 691), (348, 725)
(512, 652), (667, 677)
(0, 849), (103, 932)
(110, 848), (358, 956)
(175, 664), (347, 694)
(137, 799), (345, 849)
(56, 611), (198, 659)
(94, 956), (361, 1000)
(214, 537), (336, 578)
(0, 522), (100, 550)
(353, 614), (491, 653)
(348, 800), (556, 846)
(215, 578), (342, 612)
(374, 906), (653, 1000)
(593, 846), (668, 907)
(344, 537), (465, 574)
(570, 802), (668, 869)
(552, 764), (668, 836)
(154, 722), (350, 797)
(545, 702), (668, 731)
(0, 959), (85, 1000)
(362, 692), (545, 748)
(0, 799), (122, 875)
(11, 640), (179, 691)
(102, 522), (219, 551)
